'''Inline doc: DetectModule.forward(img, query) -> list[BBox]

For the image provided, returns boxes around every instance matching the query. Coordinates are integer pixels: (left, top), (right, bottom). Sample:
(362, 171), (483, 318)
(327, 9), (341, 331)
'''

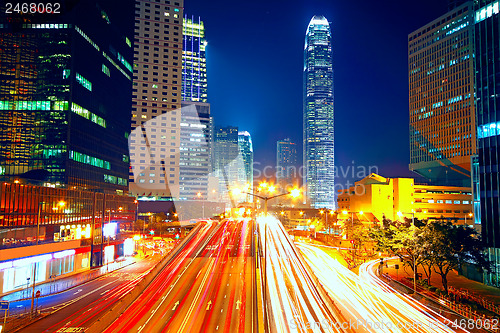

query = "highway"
(258, 216), (343, 333)
(19, 254), (163, 333)
(299, 243), (478, 333)
(103, 218), (257, 333)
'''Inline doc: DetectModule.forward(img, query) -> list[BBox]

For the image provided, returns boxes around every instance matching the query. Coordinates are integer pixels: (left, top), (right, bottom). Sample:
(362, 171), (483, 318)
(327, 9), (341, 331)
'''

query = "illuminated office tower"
(303, 15), (335, 209)
(238, 131), (253, 198)
(129, 0), (184, 199)
(0, 1), (133, 192)
(408, 3), (475, 187)
(179, 102), (211, 200)
(213, 126), (239, 202)
(277, 138), (297, 188)
(182, 15), (207, 102)
(473, 0), (500, 285)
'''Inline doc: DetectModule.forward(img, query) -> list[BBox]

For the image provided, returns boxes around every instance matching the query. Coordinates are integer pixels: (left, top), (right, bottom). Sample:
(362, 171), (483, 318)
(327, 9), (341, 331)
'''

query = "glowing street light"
(236, 184), (301, 216)
(465, 212), (473, 225)
(290, 188), (301, 198)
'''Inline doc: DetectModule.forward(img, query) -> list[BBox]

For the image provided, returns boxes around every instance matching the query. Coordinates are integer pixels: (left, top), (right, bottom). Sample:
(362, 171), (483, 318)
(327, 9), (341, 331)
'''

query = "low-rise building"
(337, 173), (474, 226)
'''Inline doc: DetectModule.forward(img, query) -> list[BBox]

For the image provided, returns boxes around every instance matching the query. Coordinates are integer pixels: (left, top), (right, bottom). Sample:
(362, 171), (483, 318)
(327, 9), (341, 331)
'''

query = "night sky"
(185, 0), (450, 186)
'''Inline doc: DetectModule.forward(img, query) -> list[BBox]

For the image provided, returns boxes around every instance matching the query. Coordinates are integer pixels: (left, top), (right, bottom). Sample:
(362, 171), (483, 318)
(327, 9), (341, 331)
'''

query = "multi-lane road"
(104, 218), (257, 333)
(20, 254), (163, 332)
(18, 216), (485, 333)
(258, 215), (343, 333)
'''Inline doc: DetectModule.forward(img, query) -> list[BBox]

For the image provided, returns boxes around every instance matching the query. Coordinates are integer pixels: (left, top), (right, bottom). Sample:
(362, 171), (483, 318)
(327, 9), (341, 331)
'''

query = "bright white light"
(103, 223), (117, 237)
(53, 249), (75, 259)
(124, 238), (134, 256)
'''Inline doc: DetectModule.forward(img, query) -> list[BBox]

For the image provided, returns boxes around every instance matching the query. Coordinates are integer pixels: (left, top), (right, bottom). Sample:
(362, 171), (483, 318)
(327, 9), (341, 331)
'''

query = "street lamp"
(236, 184), (300, 216)
(197, 192), (205, 218)
(320, 209), (335, 244)
(237, 183), (300, 316)
(134, 200), (139, 233)
(465, 212), (473, 225)
(36, 202), (44, 246)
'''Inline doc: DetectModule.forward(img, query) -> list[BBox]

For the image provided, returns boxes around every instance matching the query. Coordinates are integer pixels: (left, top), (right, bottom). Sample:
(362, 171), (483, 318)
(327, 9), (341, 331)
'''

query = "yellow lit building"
(337, 174), (473, 225)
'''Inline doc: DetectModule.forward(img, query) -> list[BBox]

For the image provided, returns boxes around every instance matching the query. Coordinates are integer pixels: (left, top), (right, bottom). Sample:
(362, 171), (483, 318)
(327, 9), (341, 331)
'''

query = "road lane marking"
(172, 301), (179, 311)
(138, 228), (219, 333)
(206, 300), (212, 310)
(54, 281), (116, 312)
(178, 258), (216, 331)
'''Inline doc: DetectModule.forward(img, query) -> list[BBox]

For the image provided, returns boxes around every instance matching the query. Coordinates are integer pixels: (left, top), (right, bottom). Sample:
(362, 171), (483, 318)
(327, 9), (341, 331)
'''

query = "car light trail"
(258, 216), (342, 333)
(298, 243), (469, 333)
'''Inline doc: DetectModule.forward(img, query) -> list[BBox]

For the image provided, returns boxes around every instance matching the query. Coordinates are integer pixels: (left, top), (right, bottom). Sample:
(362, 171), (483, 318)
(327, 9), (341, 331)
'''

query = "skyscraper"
(238, 131), (253, 197)
(473, 0), (500, 285)
(129, 0), (184, 199)
(0, 1), (133, 193)
(179, 102), (211, 201)
(277, 138), (297, 188)
(182, 15), (207, 103)
(213, 126), (238, 195)
(408, 3), (475, 187)
(303, 15), (335, 209)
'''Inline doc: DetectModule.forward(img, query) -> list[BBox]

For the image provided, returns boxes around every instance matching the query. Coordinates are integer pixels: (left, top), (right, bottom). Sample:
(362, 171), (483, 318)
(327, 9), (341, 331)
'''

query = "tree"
(310, 217), (325, 232)
(149, 212), (168, 236)
(342, 217), (376, 267)
(134, 219), (146, 233)
(423, 220), (490, 294)
(371, 219), (426, 287)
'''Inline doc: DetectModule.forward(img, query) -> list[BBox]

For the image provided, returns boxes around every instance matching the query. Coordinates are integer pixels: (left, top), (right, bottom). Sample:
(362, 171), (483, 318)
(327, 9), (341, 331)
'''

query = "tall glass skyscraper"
(408, 3), (475, 187)
(277, 138), (297, 188)
(303, 15), (335, 209)
(238, 131), (253, 200)
(474, 0), (500, 285)
(182, 16), (207, 103)
(0, 1), (133, 193)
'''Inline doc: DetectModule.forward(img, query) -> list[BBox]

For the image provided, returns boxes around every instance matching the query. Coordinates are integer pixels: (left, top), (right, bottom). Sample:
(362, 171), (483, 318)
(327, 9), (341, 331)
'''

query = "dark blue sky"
(186, 0), (450, 184)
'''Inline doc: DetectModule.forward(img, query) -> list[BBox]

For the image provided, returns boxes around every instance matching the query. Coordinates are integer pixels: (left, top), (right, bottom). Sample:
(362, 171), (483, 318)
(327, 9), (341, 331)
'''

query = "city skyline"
(0, 1), (498, 331)
(185, 0), (451, 185)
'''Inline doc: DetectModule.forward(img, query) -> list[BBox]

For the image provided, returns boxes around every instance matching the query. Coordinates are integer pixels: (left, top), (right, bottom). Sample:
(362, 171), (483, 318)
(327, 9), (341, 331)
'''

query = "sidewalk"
(382, 258), (500, 305)
(0, 257), (137, 303)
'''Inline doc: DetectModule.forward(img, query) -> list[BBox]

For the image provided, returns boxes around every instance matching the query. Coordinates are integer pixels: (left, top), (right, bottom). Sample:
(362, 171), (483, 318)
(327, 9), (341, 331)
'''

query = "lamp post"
(36, 202), (44, 245)
(299, 211), (306, 236)
(134, 200), (139, 233)
(465, 212), (473, 225)
(197, 192), (205, 218)
(234, 183), (300, 317)
(319, 209), (334, 243)
(397, 210), (417, 293)
(341, 210), (354, 234)
(342, 210), (357, 262)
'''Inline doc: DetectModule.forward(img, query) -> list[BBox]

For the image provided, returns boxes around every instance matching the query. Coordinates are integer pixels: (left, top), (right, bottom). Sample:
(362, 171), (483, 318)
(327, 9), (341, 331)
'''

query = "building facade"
(408, 2), (476, 187)
(337, 173), (473, 225)
(473, 0), (500, 285)
(179, 102), (211, 201)
(0, 181), (136, 294)
(129, 0), (184, 199)
(0, 1), (133, 193)
(238, 131), (253, 201)
(303, 16), (335, 209)
(212, 126), (239, 203)
(276, 138), (298, 188)
(182, 15), (207, 103)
